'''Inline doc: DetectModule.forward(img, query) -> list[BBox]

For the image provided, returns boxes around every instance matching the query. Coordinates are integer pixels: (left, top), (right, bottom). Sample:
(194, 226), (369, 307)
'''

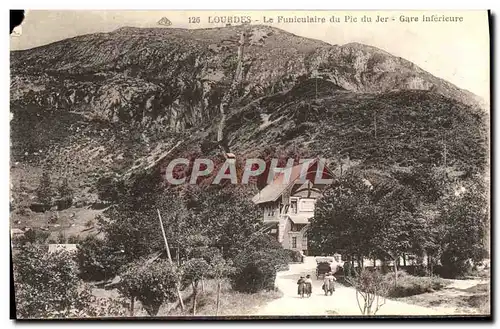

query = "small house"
(48, 244), (78, 254)
(252, 158), (334, 255)
(10, 228), (25, 238)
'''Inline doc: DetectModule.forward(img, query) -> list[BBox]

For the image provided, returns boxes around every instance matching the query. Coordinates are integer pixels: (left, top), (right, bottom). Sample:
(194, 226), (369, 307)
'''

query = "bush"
(36, 172), (54, 205)
(385, 274), (445, 298)
(71, 296), (129, 318)
(57, 178), (74, 200)
(85, 219), (94, 228)
(181, 258), (212, 314)
(230, 234), (290, 293)
(181, 258), (211, 290)
(439, 249), (474, 278)
(285, 249), (304, 263)
(95, 176), (125, 203)
(67, 235), (81, 244)
(56, 197), (73, 211)
(342, 261), (355, 279)
(76, 235), (127, 282)
(19, 228), (50, 245)
(346, 269), (390, 315)
(13, 243), (92, 318)
(231, 250), (280, 293)
(118, 259), (179, 316)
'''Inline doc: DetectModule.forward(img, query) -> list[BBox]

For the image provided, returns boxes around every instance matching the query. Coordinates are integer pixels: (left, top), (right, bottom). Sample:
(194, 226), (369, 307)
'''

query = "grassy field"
(11, 205), (104, 242)
(91, 278), (282, 317)
(395, 279), (490, 315)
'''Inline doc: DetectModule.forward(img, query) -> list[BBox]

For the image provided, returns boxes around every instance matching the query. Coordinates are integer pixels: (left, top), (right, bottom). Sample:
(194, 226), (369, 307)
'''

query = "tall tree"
(118, 259), (179, 316)
(436, 180), (489, 277)
(308, 173), (377, 262)
(57, 177), (74, 199)
(36, 171), (53, 205)
(14, 244), (92, 318)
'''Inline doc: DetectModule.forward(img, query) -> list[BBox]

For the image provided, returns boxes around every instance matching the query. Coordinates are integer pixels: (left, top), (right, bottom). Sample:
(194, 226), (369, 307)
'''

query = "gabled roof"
(10, 228), (24, 235)
(48, 244), (78, 253)
(288, 214), (312, 224)
(252, 158), (333, 204)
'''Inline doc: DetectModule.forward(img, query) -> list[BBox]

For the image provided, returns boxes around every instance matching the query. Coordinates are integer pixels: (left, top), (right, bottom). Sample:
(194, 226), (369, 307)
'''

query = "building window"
(267, 207), (275, 216)
(290, 199), (298, 214)
(292, 237), (297, 249)
(300, 199), (315, 212)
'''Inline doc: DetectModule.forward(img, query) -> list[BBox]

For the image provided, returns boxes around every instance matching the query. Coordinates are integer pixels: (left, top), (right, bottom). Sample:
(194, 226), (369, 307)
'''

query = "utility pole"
(312, 69), (319, 100)
(157, 209), (185, 311)
(315, 76), (318, 100)
(443, 139), (447, 168)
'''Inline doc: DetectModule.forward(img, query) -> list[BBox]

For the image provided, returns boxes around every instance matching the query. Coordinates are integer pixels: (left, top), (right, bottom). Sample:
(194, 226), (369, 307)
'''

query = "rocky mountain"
(10, 25), (488, 206)
(11, 26), (483, 127)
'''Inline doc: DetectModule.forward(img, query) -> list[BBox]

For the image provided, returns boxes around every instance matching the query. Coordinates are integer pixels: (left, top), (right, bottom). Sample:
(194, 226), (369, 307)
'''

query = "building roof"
(288, 214), (312, 224)
(48, 244), (78, 253)
(252, 158), (333, 204)
(261, 221), (279, 233)
(10, 228), (24, 235)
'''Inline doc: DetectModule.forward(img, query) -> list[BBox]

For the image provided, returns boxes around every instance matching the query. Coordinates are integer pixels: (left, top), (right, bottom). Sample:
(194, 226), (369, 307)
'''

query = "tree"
(308, 173), (377, 263)
(181, 258), (211, 315)
(436, 180), (488, 277)
(19, 228), (50, 245)
(95, 175), (127, 203)
(346, 269), (390, 315)
(210, 254), (235, 316)
(76, 235), (127, 282)
(391, 164), (453, 204)
(36, 171), (53, 205)
(118, 259), (179, 316)
(98, 206), (165, 264)
(371, 185), (425, 284)
(230, 234), (289, 293)
(231, 250), (279, 293)
(57, 177), (74, 199)
(13, 244), (92, 318)
(309, 171), (431, 279)
(56, 177), (74, 209)
(97, 174), (263, 263)
(183, 185), (262, 259)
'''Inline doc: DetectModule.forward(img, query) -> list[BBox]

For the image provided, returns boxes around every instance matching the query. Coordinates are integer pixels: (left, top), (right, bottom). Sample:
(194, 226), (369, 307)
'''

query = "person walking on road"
(304, 274), (313, 297)
(322, 272), (336, 296)
(297, 276), (306, 297)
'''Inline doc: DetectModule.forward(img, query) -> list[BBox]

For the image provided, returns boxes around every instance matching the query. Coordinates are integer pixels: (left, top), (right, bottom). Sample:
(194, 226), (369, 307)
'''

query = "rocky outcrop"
(11, 26), (483, 133)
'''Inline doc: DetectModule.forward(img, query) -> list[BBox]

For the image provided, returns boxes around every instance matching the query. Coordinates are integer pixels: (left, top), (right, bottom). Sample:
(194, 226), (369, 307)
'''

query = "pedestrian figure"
(304, 274), (313, 297)
(322, 272), (336, 296)
(297, 276), (306, 298)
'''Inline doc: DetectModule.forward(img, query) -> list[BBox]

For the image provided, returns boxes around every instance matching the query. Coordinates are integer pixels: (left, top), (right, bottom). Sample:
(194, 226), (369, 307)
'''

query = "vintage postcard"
(10, 10), (490, 319)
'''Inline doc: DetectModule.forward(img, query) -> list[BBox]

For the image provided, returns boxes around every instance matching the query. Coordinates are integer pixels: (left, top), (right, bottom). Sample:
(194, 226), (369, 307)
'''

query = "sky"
(10, 10), (490, 102)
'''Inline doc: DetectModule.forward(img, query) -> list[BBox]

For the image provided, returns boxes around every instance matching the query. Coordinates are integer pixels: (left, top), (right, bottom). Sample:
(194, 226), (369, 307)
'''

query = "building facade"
(252, 158), (334, 255)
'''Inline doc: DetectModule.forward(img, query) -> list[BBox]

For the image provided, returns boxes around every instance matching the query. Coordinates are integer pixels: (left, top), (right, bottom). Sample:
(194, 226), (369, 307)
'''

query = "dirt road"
(256, 257), (445, 316)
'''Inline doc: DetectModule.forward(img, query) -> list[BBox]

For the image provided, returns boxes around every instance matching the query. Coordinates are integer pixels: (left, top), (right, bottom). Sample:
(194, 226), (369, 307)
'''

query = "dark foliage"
(118, 259), (179, 316)
(76, 235), (127, 282)
(13, 244), (92, 318)
(230, 234), (289, 293)
(284, 249), (304, 263)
